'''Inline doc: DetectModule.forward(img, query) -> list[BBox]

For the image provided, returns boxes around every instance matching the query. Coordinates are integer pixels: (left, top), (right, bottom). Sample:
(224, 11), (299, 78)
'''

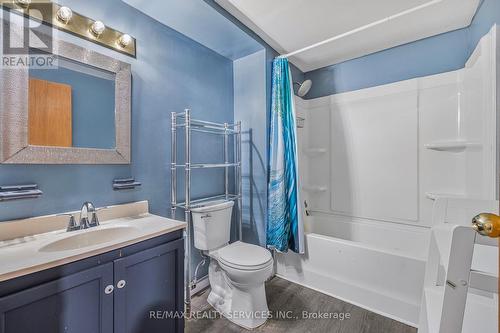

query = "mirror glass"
(28, 55), (116, 149)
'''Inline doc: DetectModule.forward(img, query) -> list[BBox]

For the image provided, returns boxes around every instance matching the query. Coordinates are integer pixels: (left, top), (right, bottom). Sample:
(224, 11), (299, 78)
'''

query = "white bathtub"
(275, 214), (430, 327)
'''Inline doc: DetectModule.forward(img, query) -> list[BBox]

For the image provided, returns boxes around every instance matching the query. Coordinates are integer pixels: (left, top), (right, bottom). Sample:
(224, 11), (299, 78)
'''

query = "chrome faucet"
(61, 202), (101, 232)
(79, 202), (100, 229)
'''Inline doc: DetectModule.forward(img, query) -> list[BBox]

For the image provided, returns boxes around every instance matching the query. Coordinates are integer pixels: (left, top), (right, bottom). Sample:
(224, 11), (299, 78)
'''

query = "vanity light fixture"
(90, 21), (106, 37)
(2, 1), (136, 57)
(118, 34), (132, 48)
(56, 6), (73, 23)
(15, 0), (31, 8)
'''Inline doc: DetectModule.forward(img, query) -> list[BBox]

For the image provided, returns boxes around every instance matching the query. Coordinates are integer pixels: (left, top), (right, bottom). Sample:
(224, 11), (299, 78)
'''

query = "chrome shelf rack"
(170, 109), (242, 315)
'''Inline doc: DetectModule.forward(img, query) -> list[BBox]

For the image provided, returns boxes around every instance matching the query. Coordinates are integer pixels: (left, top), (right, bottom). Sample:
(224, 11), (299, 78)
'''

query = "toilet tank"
(191, 200), (234, 250)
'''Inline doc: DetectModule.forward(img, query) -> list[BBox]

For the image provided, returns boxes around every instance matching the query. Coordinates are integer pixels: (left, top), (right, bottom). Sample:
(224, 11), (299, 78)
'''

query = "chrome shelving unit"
(171, 109), (242, 315)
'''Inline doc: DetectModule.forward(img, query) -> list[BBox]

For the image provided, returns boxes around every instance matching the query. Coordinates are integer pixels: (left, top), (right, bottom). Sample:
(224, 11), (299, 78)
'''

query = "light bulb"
(118, 34), (132, 48)
(56, 6), (73, 23)
(90, 21), (105, 37)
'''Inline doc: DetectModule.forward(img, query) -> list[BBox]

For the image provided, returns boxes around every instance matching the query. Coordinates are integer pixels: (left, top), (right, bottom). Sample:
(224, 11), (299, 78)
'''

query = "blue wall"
(30, 67), (116, 149)
(234, 50), (268, 246)
(304, 0), (500, 99)
(0, 0), (233, 231)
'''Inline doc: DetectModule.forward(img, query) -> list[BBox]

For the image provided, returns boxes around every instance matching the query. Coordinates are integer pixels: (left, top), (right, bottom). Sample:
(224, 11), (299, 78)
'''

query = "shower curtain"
(266, 57), (304, 254)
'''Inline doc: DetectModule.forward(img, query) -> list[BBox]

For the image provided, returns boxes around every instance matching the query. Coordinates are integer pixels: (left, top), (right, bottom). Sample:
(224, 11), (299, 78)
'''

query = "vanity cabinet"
(0, 232), (184, 333)
(114, 240), (184, 333)
(0, 263), (114, 333)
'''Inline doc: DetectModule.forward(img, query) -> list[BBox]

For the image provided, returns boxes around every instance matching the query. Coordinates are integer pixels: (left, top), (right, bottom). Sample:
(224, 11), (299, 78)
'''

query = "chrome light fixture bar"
(15, 0), (31, 8)
(1, 0), (137, 58)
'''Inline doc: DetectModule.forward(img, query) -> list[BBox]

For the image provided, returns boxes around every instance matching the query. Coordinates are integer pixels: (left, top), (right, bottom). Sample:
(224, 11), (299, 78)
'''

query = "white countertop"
(0, 212), (186, 282)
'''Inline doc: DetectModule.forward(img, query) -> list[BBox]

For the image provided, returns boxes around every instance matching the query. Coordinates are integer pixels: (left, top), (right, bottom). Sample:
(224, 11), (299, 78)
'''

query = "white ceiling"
(215, 0), (481, 72)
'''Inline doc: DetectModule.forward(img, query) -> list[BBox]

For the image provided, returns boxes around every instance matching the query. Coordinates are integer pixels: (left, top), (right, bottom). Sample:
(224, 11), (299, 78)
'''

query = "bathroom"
(0, 0), (499, 332)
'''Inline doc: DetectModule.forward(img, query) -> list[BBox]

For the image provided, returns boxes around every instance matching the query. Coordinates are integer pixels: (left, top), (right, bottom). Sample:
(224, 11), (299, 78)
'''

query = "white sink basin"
(39, 226), (137, 252)
(0, 203), (187, 283)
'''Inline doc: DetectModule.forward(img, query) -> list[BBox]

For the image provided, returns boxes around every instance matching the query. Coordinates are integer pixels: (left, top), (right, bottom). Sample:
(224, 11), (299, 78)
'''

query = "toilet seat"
(217, 241), (272, 271)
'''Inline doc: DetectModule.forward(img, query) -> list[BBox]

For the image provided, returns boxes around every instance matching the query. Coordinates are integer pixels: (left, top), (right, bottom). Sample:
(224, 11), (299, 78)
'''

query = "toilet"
(191, 200), (274, 329)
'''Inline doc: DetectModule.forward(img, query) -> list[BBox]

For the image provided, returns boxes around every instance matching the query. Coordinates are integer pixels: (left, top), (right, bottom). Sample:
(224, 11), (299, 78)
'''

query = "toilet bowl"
(191, 200), (274, 329)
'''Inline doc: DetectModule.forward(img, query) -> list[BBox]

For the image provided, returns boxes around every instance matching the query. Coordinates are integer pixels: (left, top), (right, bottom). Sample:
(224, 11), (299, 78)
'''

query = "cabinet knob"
(117, 280), (126, 289)
(104, 285), (114, 294)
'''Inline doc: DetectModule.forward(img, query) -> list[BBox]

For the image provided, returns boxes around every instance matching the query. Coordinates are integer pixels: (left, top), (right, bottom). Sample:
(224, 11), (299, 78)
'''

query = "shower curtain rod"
(278, 0), (441, 59)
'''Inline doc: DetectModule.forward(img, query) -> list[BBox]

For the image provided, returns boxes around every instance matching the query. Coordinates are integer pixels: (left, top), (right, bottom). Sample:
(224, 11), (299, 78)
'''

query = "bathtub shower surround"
(277, 26), (498, 326)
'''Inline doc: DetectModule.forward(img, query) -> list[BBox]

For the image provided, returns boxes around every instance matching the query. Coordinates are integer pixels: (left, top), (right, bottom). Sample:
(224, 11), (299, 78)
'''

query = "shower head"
(294, 80), (312, 97)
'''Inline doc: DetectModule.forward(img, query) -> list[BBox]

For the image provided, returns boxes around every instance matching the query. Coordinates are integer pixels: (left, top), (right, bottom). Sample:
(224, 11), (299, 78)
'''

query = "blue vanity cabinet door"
(113, 238), (184, 333)
(0, 262), (114, 333)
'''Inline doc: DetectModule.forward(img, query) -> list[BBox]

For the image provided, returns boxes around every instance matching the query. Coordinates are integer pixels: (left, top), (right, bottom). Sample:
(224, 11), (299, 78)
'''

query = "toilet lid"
(218, 241), (272, 270)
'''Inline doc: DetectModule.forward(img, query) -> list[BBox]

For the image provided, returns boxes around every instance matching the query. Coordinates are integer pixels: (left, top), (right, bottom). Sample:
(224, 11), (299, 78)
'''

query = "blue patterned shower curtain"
(266, 57), (304, 254)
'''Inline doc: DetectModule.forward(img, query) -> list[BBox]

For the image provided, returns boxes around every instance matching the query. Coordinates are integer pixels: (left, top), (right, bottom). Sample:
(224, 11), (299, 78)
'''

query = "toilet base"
(207, 260), (270, 329)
